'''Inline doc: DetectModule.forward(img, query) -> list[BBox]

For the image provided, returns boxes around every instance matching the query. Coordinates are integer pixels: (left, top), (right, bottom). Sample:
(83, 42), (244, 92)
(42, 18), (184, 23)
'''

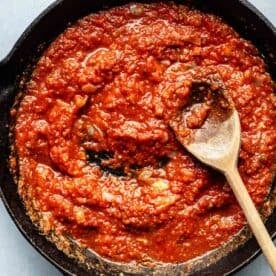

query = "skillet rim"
(0, 0), (275, 275)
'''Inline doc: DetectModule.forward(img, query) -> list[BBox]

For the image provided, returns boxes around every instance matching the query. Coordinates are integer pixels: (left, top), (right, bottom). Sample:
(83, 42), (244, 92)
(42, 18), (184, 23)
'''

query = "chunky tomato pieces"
(14, 3), (275, 263)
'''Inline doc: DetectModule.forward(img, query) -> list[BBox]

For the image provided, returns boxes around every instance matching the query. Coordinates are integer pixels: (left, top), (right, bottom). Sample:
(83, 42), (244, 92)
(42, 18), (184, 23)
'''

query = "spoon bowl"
(170, 84), (276, 274)
(178, 108), (241, 172)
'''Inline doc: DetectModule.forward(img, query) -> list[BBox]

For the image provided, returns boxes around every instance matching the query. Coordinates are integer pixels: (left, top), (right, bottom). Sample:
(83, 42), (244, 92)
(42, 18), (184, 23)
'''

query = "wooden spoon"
(170, 82), (276, 274)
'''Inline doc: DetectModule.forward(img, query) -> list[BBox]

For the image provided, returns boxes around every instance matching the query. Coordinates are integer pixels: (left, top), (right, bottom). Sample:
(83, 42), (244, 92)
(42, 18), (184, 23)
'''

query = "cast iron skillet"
(0, 0), (275, 275)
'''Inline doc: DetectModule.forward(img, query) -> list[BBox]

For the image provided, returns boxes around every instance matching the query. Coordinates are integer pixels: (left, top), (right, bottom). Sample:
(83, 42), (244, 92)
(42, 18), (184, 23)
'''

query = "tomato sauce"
(14, 3), (275, 263)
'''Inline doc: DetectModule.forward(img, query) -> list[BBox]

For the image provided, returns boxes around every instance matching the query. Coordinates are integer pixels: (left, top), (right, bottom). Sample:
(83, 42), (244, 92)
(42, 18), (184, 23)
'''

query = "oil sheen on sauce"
(13, 3), (275, 263)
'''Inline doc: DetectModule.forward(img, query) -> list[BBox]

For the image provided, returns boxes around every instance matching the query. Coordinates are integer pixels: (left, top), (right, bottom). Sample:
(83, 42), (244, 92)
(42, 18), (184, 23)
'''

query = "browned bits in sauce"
(14, 3), (275, 263)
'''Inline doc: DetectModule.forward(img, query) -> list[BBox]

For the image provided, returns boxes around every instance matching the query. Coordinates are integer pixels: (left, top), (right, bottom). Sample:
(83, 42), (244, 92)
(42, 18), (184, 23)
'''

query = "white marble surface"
(0, 1), (275, 275)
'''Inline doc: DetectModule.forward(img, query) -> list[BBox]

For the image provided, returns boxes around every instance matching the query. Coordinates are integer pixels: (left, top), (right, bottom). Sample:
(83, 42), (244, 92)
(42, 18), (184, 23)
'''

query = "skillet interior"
(0, 0), (275, 275)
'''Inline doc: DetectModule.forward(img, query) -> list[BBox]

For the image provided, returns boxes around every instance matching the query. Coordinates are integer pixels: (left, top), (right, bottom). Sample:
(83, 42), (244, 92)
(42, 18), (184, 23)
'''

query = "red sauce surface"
(14, 3), (275, 263)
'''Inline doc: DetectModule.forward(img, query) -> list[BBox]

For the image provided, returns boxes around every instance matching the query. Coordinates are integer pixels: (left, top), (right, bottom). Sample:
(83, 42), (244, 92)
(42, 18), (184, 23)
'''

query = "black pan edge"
(0, 187), (77, 276)
(0, 0), (275, 275)
(0, 0), (62, 68)
(240, 0), (276, 33)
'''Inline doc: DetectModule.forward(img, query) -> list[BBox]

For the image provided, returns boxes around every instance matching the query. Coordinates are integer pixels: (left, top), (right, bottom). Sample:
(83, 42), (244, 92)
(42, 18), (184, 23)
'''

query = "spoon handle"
(225, 167), (276, 275)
